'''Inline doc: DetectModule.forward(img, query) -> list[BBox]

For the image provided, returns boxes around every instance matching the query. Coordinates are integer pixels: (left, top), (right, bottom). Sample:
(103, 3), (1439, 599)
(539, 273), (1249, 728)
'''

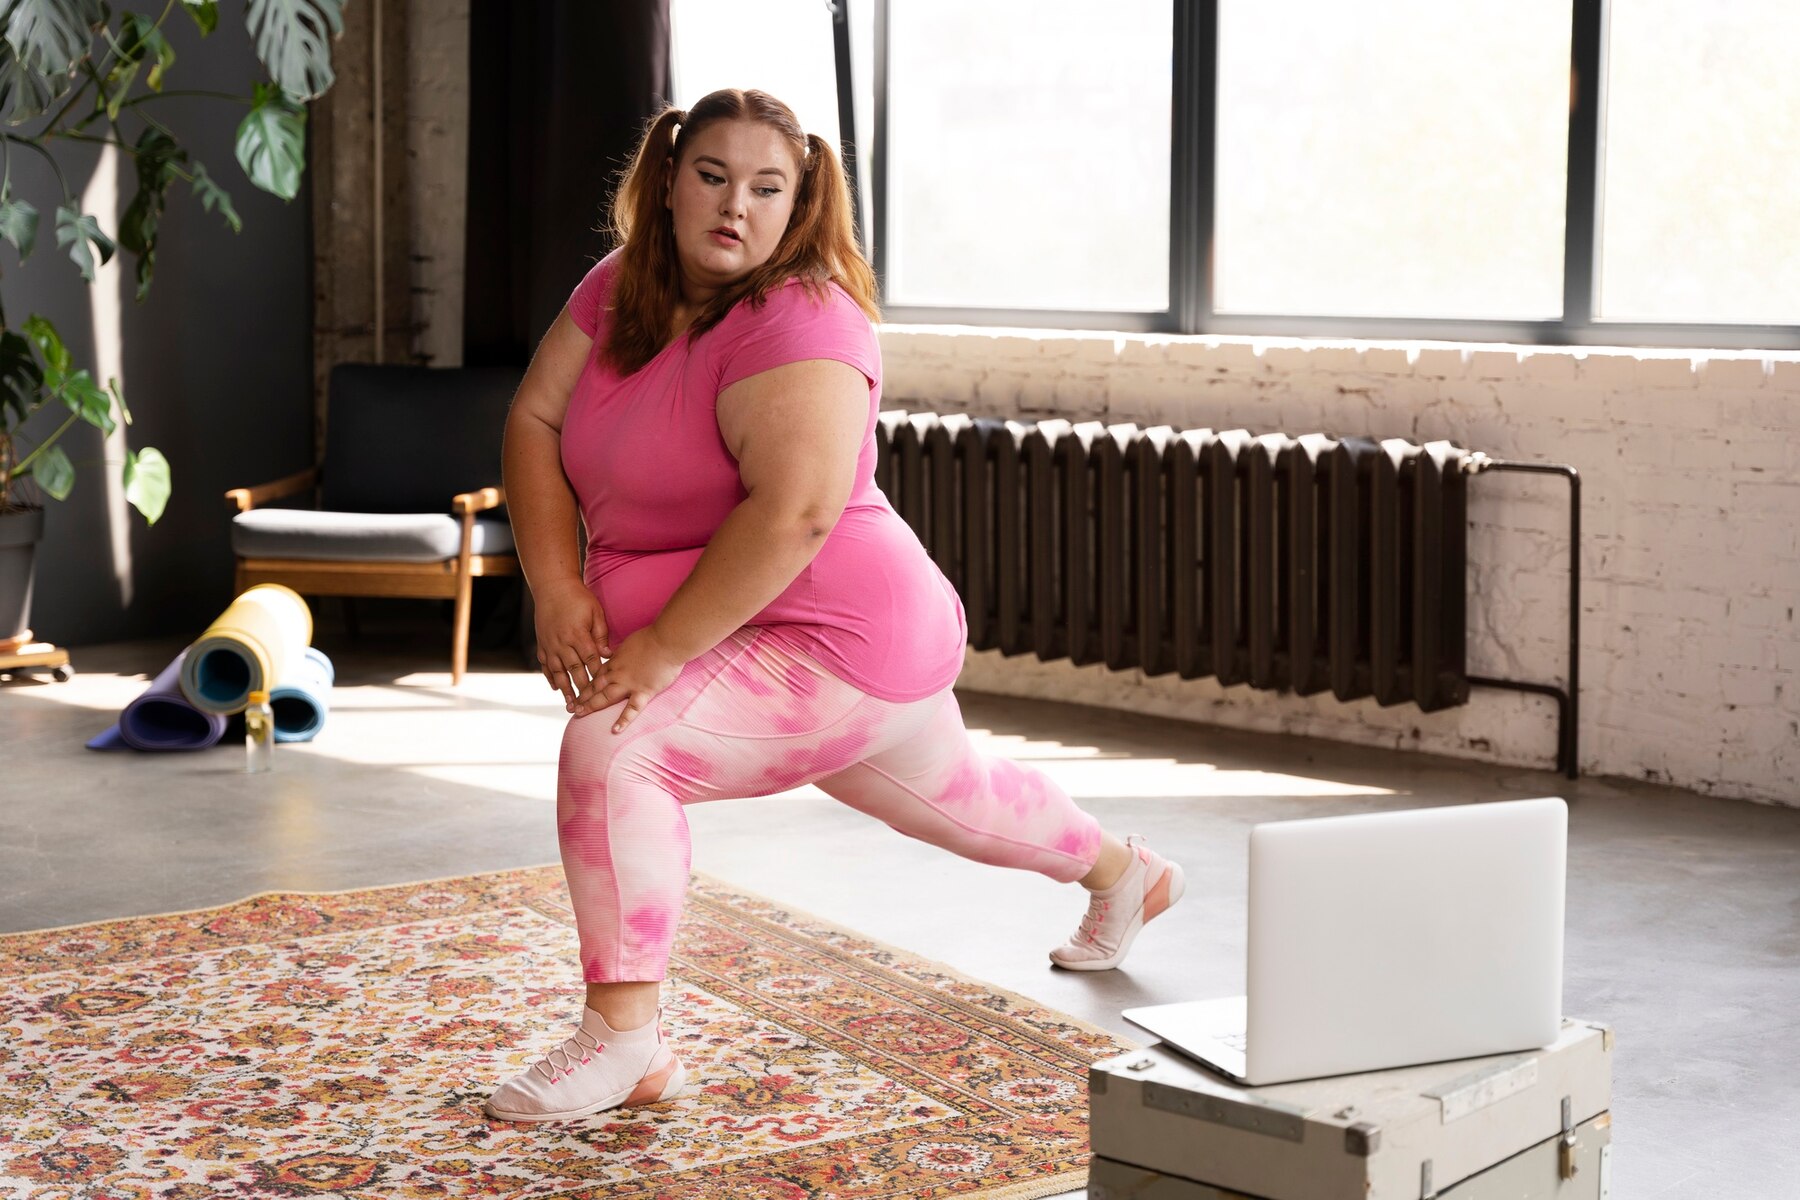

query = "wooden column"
(308, 0), (416, 462)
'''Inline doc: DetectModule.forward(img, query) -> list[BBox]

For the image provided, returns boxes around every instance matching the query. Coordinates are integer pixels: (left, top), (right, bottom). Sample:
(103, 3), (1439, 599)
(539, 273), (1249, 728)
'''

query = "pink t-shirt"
(559, 249), (967, 702)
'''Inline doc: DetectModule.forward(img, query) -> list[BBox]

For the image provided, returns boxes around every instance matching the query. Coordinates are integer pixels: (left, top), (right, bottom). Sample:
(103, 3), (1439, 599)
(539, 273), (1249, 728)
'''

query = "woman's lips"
(709, 230), (740, 246)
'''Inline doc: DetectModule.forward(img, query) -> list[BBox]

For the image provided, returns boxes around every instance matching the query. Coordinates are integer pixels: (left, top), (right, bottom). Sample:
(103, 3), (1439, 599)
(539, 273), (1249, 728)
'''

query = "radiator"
(874, 413), (1480, 715)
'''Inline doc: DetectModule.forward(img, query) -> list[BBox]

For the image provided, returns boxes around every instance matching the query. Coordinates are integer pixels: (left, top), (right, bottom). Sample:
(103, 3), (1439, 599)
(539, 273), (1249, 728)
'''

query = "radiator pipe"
(1462, 455), (1581, 781)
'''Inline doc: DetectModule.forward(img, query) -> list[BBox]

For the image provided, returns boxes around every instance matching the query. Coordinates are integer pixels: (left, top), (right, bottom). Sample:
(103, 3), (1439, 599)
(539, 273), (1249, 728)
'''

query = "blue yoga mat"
(87, 650), (228, 751)
(89, 646), (336, 751)
(270, 646), (334, 743)
(177, 584), (313, 715)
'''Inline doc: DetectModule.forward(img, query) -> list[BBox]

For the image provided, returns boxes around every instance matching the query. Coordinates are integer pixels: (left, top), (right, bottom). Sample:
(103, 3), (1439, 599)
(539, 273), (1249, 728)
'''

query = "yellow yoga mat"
(177, 584), (314, 715)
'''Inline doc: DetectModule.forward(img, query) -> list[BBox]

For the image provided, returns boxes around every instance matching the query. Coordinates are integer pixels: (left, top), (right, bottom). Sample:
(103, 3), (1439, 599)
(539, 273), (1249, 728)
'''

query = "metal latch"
(1559, 1095), (1580, 1180)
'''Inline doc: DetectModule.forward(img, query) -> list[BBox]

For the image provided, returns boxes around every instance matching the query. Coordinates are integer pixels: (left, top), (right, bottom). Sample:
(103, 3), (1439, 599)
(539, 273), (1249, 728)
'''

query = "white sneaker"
(1049, 835), (1185, 971)
(483, 1005), (687, 1123)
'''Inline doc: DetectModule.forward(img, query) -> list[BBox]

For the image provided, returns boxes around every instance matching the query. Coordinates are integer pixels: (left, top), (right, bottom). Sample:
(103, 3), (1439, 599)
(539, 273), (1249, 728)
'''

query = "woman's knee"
(557, 705), (644, 782)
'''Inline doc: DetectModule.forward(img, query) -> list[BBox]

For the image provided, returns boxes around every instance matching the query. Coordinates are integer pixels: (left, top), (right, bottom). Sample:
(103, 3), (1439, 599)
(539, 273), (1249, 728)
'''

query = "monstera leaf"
(24, 315), (111, 434)
(189, 162), (240, 233)
(1, 0), (104, 75)
(54, 204), (114, 282)
(0, 195), (37, 260)
(0, 328), (43, 427)
(0, 36), (70, 124)
(182, 0), (218, 35)
(235, 81), (306, 199)
(122, 444), (169, 524)
(27, 442), (72, 498)
(244, 0), (342, 101)
(119, 129), (186, 298)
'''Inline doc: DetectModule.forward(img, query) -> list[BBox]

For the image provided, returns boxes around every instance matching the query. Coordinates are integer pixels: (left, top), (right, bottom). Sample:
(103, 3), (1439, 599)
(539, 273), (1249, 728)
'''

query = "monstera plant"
(0, 0), (345, 641)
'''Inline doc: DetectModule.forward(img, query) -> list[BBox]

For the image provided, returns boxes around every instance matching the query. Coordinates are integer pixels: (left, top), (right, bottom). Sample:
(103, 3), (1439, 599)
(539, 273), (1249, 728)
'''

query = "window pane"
(672, 0), (840, 147)
(886, 1), (1171, 312)
(1598, 1), (1800, 325)
(1215, 0), (1568, 319)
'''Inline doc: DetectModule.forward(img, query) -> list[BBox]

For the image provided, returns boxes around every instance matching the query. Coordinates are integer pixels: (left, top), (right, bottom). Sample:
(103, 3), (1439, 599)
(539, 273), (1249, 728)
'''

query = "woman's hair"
(601, 88), (879, 376)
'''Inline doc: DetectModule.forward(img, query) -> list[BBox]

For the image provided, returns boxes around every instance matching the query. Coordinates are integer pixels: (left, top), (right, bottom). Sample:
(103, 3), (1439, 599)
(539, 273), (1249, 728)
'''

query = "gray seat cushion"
(232, 509), (516, 563)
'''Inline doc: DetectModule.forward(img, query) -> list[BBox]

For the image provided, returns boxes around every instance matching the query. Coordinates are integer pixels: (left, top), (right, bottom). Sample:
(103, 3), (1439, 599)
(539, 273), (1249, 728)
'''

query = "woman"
(485, 88), (1185, 1123)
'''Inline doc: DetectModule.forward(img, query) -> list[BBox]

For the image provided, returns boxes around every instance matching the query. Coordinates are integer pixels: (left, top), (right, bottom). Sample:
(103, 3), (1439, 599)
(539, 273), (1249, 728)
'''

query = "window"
(675, 1), (1799, 347)
(1597, 0), (1800, 325)
(1214, 0), (1569, 319)
(881, 0), (1171, 312)
(672, 0), (842, 147)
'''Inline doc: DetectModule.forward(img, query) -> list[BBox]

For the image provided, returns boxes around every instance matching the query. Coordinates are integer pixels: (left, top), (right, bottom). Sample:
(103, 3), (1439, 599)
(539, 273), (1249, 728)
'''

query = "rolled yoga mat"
(177, 583), (313, 715)
(269, 646), (334, 743)
(88, 644), (336, 751)
(86, 649), (228, 751)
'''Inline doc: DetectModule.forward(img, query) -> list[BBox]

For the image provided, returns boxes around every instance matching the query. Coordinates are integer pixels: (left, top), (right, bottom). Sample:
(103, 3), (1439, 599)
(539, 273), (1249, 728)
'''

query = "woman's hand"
(571, 626), (688, 733)
(534, 579), (612, 708)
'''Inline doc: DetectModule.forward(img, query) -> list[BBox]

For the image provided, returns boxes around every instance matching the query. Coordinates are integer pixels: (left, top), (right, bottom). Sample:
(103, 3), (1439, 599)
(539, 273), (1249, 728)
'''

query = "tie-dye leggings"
(557, 624), (1106, 982)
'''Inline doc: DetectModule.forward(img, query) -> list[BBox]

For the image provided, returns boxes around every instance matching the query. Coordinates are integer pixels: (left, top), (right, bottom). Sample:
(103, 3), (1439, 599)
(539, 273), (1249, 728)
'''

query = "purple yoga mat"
(86, 649), (229, 751)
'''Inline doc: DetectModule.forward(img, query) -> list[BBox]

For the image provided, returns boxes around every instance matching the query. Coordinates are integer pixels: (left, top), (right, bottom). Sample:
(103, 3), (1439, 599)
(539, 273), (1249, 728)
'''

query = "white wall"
(878, 327), (1800, 808)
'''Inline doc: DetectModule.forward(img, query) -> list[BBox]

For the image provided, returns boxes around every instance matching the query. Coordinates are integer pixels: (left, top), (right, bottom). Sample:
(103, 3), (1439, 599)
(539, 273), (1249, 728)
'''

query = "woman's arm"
(503, 309), (610, 698)
(647, 357), (870, 662)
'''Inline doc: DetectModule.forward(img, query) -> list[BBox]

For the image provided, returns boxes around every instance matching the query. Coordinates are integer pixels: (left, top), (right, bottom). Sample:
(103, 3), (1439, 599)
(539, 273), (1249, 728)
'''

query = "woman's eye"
(755, 187), (781, 198)
(699, 171), (723, 184)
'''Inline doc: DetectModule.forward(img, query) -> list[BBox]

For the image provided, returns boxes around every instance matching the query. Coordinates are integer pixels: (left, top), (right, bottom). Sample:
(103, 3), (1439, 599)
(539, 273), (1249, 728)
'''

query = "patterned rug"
(0, 867), (1138, 1198)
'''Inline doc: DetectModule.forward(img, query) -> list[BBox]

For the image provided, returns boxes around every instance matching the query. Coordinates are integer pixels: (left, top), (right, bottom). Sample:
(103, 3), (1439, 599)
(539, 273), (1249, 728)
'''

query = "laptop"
(1123, 796), (1567, 1086)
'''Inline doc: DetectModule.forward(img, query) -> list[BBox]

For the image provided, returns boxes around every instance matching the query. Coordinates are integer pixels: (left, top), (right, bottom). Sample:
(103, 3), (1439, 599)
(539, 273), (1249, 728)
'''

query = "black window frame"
(850, 0), (1800, 351)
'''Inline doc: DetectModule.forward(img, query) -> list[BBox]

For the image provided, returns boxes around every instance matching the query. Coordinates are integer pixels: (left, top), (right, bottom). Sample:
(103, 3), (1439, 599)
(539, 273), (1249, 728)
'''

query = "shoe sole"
(1049, 860), (1186, 972)
(483, 1055), (688, 1123)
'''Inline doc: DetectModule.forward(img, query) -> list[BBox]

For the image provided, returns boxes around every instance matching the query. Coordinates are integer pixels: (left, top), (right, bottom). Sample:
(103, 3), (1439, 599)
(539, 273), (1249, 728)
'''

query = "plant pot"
(0, 506), (46, 644)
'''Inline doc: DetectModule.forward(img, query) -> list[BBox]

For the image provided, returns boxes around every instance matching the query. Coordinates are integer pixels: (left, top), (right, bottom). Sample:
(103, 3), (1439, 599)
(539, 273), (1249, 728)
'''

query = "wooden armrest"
(453, 486), (506, 515)
(225, 466), (321, 513)
(453, 486), (507, 564)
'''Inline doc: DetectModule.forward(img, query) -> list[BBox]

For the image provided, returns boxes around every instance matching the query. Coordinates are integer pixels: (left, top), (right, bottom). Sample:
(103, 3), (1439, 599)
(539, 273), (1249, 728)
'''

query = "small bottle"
(245, 689), (274, 773)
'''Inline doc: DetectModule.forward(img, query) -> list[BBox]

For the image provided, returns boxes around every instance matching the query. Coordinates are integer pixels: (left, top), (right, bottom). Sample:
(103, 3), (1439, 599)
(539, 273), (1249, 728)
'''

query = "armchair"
(226, 364), (525, 684)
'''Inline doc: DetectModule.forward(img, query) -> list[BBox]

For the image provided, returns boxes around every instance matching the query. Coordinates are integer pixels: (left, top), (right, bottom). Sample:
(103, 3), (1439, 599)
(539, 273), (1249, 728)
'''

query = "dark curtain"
(464, 0), (672, 366)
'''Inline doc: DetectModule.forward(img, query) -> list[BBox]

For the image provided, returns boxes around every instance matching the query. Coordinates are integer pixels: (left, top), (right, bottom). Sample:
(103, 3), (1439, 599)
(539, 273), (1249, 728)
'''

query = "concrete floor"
(4, 605), (1797, 1199)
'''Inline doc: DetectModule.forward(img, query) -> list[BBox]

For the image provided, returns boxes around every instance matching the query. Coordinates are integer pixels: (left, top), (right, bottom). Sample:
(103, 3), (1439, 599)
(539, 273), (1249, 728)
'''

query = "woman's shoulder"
(567, 247), (627, 337)
(735, 274), (869, 330)
(593, 246), (627, 297)
(705, 273), (881, 389)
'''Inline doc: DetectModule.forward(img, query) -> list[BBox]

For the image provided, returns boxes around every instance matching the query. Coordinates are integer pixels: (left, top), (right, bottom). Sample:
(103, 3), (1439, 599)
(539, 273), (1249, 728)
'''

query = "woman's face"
(665, 118), (802, 296)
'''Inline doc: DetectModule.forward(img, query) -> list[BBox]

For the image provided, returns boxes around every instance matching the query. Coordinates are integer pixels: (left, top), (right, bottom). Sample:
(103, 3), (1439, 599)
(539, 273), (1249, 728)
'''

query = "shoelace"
(1075, 842), (1153, 946)
(531, 1029), (604, 1082)
(1076, 897), (1113, 945)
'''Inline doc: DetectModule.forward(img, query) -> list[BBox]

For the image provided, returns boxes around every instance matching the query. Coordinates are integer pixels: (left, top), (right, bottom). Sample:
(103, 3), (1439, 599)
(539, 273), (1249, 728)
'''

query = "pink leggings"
(557, 625), (1105, 982)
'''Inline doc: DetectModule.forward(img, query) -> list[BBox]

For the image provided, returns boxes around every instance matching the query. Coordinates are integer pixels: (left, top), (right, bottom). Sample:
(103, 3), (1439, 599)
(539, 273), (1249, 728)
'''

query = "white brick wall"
(877, 328), (1800, 808)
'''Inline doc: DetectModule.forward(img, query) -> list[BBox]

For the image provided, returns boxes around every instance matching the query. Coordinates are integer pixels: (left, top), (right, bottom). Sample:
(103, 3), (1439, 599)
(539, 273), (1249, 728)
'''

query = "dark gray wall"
(9, 17), (313, 646)
(463, 0), (671, 366)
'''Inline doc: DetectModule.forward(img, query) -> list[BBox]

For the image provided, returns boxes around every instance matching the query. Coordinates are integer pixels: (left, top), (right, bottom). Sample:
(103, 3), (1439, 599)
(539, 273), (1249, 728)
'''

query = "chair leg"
(452, 570), (473, 686)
